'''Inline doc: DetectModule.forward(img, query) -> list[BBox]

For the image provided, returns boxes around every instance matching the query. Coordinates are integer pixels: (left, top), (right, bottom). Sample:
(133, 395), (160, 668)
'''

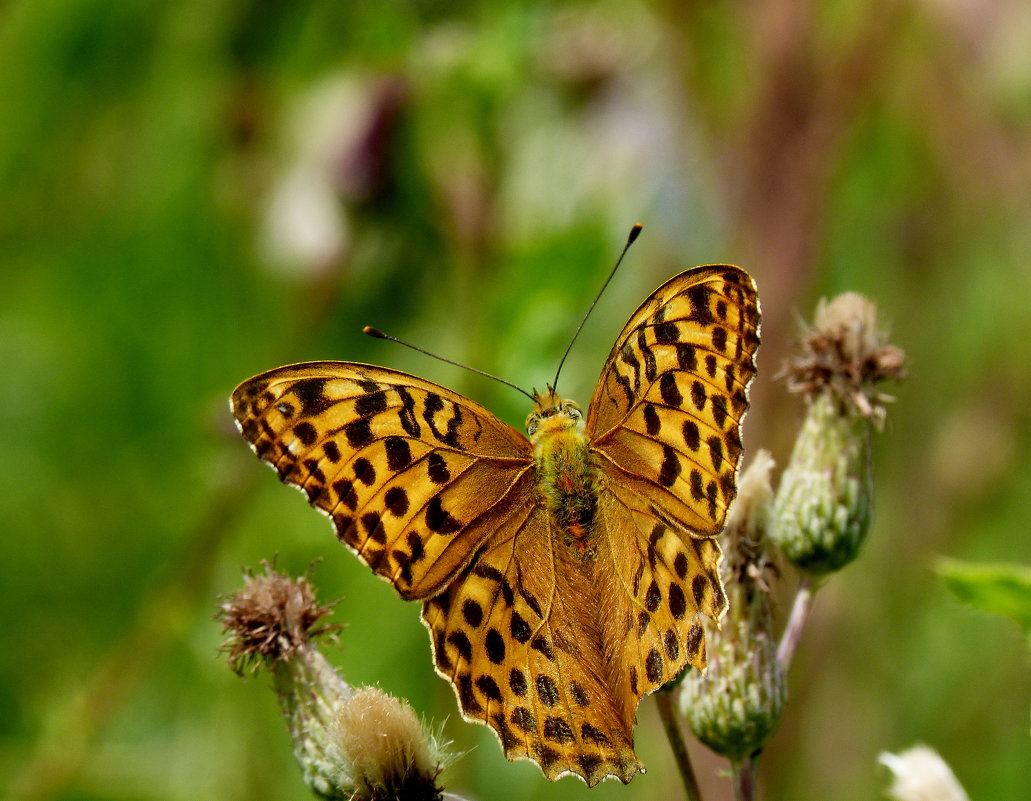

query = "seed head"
(218, 564), (450, 800)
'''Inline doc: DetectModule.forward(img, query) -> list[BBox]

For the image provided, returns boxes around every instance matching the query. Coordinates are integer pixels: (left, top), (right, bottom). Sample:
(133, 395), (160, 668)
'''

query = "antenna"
(363, 326), (537, 403)
(551, 222), (643, 391)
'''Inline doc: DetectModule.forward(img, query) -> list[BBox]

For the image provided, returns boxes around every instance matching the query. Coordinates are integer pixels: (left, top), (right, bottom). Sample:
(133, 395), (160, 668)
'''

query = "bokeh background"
(3, 1), (1030, 800)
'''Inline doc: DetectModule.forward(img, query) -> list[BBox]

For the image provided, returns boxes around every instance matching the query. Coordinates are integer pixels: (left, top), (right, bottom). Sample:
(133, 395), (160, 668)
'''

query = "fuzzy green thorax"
(526, 388), (600, 559)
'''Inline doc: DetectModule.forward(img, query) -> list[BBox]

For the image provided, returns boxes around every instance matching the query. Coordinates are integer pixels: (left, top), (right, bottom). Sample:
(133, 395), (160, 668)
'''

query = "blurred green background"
(2, 1), (1029, 799)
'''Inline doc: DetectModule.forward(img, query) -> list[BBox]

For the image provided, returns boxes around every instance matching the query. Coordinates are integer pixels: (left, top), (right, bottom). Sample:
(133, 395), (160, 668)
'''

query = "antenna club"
(628, 223), (643, 245)
(363, 326), (388, 339)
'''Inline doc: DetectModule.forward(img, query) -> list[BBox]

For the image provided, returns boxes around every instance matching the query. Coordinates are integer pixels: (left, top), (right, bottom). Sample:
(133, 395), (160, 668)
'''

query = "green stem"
(656, 690), (704, 801)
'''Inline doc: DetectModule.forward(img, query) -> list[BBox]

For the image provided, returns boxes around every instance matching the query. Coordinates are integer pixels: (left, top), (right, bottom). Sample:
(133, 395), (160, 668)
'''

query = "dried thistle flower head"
(682, 451), (786, 759)
(783, 292), (905, 425)
(333, 687), (450, 801)
(218, 564), (451, 801)
(217, 561), (338, 674)
(773, 293), (905, 575)
(879, 745), (970, 801)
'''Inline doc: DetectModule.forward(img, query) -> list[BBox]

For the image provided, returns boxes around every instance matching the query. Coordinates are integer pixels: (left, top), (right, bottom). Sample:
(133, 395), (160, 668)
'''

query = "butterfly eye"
(526, 418), (539, 436)
(561, 402), (582, 420)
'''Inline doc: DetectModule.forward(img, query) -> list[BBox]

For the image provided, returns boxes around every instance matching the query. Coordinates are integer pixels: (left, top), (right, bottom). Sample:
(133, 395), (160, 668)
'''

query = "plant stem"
(656, 690), (703, 801)
(731, 755), (757, 801)
(777, 577), (814, 670)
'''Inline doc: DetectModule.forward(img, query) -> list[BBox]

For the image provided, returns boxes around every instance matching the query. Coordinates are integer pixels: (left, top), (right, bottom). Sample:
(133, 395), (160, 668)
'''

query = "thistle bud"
(218, 564), (450, 801)
(772, 293), (905, 575)
(681, 452), (787, 759)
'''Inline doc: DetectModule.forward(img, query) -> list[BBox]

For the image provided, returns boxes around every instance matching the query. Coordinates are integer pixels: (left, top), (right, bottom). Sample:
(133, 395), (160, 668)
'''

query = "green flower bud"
(772, 293), (905, 576)
(772, 392), (873, 574)
(682, 621), (786, 760)
(681, 452), (787, 759)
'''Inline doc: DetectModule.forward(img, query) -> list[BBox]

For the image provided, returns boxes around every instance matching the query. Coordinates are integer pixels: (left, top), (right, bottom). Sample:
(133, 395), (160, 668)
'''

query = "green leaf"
(936, 559), (1031, 638)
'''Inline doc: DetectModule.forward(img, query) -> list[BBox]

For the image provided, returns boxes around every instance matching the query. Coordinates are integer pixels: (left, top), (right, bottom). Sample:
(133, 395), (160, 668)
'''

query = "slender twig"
(656, 690), (704, 801)
(777, 577), (815, 670)
(731, 755), (757, 801)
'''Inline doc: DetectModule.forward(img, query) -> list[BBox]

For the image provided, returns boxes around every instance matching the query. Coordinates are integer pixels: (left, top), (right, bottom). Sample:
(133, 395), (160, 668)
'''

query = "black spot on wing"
(685, 285), (714, 325)
(485, 628), (506, 664)
(426, 497), (461, 534)
(293, 421), (317, 447)
(354, 390), (388, 418)
(294, 378), (331, 415)
(353, 457), (376, 486)
(659, 445), (681, 488)
(510, 668), (528, 695)
(322, 440), (341, 463)
(654, 320), (679, 343)
(395, 386), (421, 437)
(645, 648), (663, 684)
(712, 325), (728, 353)
(462, 599), (483, 628)
(619, 341), (642, 396)
(638, 328), (657, 382)
(659, 373), (683, 407)
(676, 343), (697, 372)
(476, 675), (503, 702)
(384, 436), (412, 470)
(427, 452), (450, 484)
(344, 418), (374, 448)
(510, 612), (531, 643)
(643, 403), (661, 436)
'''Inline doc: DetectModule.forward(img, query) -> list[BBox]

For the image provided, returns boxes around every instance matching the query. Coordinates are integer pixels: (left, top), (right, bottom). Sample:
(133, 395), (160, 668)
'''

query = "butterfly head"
(526, 386), (585, 443)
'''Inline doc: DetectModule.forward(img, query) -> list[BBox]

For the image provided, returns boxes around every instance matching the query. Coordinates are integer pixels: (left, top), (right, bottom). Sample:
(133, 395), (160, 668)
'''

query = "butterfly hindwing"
(422, 479), (643, 786)
(231, 362), (533, 600)
(598, 483), (725, 698)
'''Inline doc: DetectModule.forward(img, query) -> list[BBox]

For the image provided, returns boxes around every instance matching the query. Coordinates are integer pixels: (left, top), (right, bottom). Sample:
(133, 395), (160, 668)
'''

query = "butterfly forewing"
(231, 362), (533, 600)
(587, 265), (761, 534)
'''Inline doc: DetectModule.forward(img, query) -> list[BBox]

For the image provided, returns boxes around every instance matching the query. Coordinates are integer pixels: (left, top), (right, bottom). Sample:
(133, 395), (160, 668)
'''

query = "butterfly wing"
(421, 477), (644, 787)
(586, 265), (761, 685)
(231, 362), (533, 600)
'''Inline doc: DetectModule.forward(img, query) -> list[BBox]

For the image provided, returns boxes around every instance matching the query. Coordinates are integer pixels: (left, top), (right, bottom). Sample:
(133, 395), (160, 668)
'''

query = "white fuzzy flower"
(879, 745), (969, 801)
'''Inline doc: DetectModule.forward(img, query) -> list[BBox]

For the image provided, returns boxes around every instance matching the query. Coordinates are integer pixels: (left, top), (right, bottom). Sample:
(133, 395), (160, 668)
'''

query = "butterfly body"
(231, 264), (760, 786)
(529, 391), (601, 560)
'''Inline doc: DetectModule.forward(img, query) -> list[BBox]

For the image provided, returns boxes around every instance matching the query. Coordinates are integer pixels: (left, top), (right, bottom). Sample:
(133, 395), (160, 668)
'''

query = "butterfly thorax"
(526, 388), (600, 560)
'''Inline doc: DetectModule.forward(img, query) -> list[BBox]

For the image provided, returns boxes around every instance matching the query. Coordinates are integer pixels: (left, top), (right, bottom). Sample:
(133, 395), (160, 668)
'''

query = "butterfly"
(230, 262), (760, 786)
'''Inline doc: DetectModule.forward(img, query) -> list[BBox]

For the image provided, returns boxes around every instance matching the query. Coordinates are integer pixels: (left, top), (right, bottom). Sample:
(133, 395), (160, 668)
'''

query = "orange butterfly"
(231, 259), (760, 785)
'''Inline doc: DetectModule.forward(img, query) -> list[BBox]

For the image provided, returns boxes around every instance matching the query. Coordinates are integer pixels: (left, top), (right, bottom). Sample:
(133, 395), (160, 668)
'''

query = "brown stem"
(731, 755), (757, 801)
(656, 690), (704, 801)
(777, 577), (815, 670)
